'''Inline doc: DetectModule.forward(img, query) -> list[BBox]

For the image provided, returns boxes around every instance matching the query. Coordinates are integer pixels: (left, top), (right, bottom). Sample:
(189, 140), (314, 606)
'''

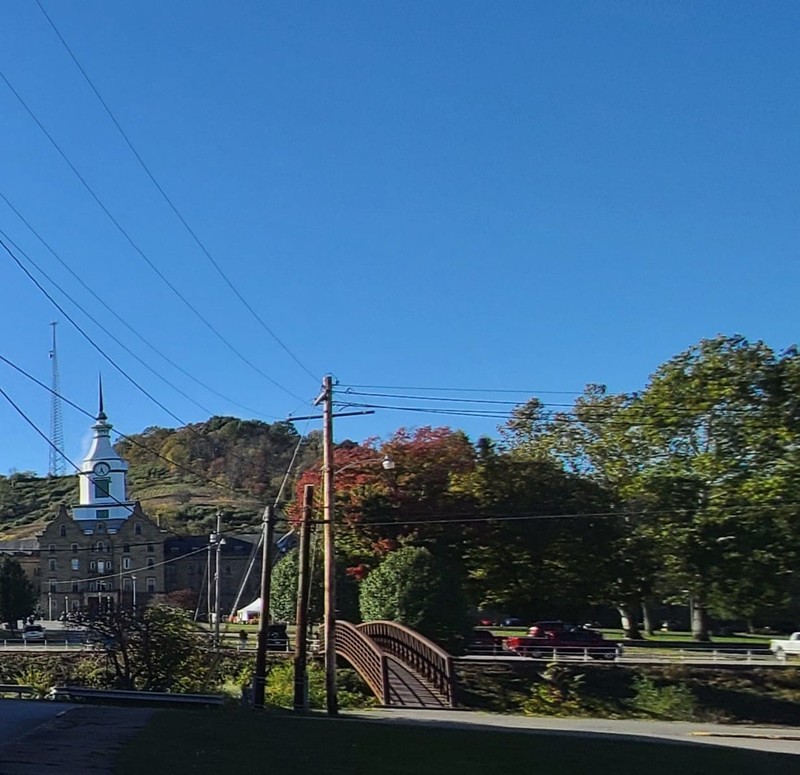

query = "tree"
(83, 604), (211, 691)
(0, 558), (35, 629)
(359, 546), (471, 650)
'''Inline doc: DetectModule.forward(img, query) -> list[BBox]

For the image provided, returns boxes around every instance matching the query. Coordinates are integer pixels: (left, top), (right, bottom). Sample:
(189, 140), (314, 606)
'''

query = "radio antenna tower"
(48, 321), (66, 476)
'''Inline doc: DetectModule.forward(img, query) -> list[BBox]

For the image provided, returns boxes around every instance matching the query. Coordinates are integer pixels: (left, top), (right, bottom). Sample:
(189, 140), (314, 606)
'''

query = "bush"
(265, 661), (375, 710)
(359, 546), (471, 650)
(628, 675), (698, 720)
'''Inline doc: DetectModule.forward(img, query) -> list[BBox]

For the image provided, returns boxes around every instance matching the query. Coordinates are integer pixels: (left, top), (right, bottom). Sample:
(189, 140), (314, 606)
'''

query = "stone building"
(32, 392), (265, 620)
(36, 393), (170, 616)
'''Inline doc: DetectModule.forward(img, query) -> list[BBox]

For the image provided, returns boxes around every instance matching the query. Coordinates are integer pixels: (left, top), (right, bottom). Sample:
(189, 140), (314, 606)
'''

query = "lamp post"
(48, 592), (53, 621)
(131, 575), (137, 612)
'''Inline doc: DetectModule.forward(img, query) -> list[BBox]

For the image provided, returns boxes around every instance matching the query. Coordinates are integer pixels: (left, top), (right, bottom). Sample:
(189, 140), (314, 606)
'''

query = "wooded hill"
(0, 416), (321, 539)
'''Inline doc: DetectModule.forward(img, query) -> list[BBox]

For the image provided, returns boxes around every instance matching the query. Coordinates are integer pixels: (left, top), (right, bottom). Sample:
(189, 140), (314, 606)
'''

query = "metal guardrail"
(462, 643), (786, 665)
(0, 684), (36, 698)
(48, 686), (226, 706)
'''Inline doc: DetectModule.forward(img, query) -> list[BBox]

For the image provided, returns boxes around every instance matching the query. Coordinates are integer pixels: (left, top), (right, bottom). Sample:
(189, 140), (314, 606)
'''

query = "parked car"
(770, 632), (800, 659)
(22, 624), (45, 642)
(505, 624), (620, 661)
(467, 629), (503, 654)
(266, 623), (290, 651)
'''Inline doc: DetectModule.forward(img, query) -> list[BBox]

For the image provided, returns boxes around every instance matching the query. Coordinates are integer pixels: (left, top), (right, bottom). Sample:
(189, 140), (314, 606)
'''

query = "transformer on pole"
(48, 321), (66, 476)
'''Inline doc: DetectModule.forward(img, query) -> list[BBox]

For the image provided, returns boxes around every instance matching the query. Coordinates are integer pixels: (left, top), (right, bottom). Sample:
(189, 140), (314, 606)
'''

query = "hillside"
(0, 416), (321, 539)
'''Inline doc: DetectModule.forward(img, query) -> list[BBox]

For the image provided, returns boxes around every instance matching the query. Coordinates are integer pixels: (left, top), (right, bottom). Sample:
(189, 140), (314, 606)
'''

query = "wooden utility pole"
(253, 505), (275, 709)
(213, 510), (223, 645)
(321, 375), (338, 716)
(293, 485), (314, 712)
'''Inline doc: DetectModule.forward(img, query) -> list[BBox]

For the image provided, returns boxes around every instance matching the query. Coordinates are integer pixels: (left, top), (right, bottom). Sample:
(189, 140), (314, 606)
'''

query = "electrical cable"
(33, 0), (320, 385)
(0, 351), (291, 506)
(0, 189), (277, 420)
(0, 67), (308, 404)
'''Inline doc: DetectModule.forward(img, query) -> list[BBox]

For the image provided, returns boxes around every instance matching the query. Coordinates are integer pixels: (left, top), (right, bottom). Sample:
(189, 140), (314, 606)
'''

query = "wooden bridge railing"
(334, 620), (389, 705)
(358, 621), (455, 707)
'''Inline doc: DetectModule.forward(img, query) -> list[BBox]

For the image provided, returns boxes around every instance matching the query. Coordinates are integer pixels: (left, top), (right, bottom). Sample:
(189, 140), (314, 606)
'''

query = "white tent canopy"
(237, 598), (263, 622)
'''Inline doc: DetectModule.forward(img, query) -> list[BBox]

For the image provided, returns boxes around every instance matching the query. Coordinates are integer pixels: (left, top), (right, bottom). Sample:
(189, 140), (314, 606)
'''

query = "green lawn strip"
(114, 709), (799, 775)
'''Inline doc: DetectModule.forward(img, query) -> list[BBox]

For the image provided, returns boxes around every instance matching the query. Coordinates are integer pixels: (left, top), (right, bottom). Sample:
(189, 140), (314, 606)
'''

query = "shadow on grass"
(115, 708), (799, 775)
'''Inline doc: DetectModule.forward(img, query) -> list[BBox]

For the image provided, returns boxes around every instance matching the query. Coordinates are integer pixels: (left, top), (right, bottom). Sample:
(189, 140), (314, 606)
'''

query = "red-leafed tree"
(289, 427), (477, 576)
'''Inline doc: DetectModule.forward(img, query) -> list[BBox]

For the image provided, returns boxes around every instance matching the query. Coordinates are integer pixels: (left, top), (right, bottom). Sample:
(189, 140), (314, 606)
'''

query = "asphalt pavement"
(345, 708), (800, 757)
(0, 700), (154, 774)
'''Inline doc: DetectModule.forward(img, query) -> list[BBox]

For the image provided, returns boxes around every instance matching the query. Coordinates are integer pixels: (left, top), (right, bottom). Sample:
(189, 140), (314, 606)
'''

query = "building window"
(89, 581), (97, 592)
(71, 559), (79, 571)
(96, 522), (106, 534)
(71, 543), (78, 554)
(146, 577), (156, 592)
(123, 578), (131, 591)
(48, 544), (56, 554)
(96, 541), (105, 553)
(48, 559), (57, 571)
(146, 558), (155, 568)
(134, 522), (142, 536)
(93, 478), (111, 498)
(96, 509), (109, 520)
(123, 557), (131, 570)
(59, 525), (67, 537)
(147, 544), (154, 553)
(123, 544), (130, 553)
(99, 581), (107, 591)
(48, 579), (57, 592)
(90, 561), (97, 571)
(71, 580), (79, 592)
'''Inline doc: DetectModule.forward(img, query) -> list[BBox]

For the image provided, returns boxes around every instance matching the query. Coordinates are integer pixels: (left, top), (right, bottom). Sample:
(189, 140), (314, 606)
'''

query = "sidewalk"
(0, 704), (154, 775)
(346, 708), (800, 757)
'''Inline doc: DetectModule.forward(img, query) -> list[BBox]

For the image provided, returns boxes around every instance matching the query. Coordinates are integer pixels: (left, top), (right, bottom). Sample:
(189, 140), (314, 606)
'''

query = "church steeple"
(73, 384), (133, 523)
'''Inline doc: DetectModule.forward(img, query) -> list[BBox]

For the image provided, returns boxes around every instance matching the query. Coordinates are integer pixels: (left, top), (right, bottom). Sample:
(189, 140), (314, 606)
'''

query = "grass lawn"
(115, 709), (799, 775)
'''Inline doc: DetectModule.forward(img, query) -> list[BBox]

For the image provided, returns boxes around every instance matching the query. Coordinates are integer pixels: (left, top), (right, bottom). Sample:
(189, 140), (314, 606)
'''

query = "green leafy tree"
(270, 547), (358, 624)
(359, 545), (471, 650)
(0, 558), (36, 629)
(83, 604), (211, 691)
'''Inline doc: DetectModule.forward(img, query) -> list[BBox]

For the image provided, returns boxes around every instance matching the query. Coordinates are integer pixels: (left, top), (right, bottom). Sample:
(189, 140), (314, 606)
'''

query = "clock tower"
(72, 381), (135, 523)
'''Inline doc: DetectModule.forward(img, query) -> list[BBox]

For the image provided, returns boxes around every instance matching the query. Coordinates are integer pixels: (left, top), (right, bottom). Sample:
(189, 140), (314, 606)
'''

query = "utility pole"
(293, 485), (314, 712)
(319, 375), (338, 716)
(253, 505), (275, 709)
(211, 510), (225, 645)
(206, 541), (213, 628)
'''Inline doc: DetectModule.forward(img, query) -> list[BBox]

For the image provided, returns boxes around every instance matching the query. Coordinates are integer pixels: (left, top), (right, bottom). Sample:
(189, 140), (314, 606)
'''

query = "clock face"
(93, 462), (111, 476)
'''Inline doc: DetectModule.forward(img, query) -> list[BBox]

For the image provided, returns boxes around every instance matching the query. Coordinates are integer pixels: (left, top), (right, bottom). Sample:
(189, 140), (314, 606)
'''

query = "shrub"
(628, 675), (698, 720)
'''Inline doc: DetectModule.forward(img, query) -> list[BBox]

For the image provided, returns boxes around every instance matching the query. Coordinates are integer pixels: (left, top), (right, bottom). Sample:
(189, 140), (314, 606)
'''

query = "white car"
(22, 625), (45, 642)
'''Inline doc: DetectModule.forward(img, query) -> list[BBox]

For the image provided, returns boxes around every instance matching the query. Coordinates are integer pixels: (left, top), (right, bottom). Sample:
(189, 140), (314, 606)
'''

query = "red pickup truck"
(505, 622), (621, 660)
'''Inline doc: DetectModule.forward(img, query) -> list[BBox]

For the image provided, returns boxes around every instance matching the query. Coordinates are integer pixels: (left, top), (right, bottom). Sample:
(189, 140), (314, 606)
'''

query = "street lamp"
(131, 575), (137, 611)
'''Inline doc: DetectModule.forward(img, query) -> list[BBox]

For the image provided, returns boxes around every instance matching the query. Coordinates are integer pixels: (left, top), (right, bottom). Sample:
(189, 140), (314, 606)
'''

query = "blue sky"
(1, 1), (798, 476)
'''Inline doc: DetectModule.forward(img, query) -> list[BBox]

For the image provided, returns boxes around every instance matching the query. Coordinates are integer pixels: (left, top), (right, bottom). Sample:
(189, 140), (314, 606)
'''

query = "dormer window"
(59, 525), (67, 537)
(93, 478), (111, 498)
(96, 509), (109, 520)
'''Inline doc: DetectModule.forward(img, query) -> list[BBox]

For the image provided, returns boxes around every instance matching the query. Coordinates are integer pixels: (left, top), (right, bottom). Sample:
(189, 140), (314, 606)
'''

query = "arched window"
(96, 541), (105, 553)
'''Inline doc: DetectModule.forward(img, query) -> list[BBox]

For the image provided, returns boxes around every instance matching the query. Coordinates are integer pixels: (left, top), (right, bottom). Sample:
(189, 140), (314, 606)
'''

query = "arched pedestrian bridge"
(334, 620), (456, 708)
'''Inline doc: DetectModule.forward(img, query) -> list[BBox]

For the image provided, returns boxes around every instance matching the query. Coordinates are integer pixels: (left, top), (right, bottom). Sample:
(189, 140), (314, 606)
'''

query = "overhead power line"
(0, 352), (307, 512)
(0, 68), (307, 404)
(33, 0), (319, 385)
(0, 190), (275, 420)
